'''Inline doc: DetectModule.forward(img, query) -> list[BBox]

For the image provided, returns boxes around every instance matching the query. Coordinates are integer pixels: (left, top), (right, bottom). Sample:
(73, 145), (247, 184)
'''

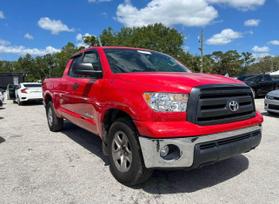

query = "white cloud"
(269, 40), (279, 46)
(252, 45), (270, 53)
(207, 29), (242, 45)
(76, 33), (92, 47)
(244, 19), (260, 27)
(0, 39), (10, 46)
(0, 10), (5, 19)
(207, 0), (265, 10)
(88, 0), (112, 3)
(38, 17), (74, 35)
(116, 0), (218, 27)
(253, 52), (271, 59)
(24, 33), (34, 40)
(0, 39), (60, 56)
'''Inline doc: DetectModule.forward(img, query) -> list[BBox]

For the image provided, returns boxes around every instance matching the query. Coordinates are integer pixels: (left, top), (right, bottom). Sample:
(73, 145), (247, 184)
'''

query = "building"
(0, 73), (24, 89)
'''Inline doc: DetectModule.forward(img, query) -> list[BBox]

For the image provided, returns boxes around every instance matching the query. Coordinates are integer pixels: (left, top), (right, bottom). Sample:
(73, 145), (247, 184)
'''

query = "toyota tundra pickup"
(43, 46), (263, 186)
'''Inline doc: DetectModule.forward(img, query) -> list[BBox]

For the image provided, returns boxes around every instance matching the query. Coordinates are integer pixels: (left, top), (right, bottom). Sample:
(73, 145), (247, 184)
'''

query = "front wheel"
(46, 101), (63, 132)
(108, 118), (153, 186)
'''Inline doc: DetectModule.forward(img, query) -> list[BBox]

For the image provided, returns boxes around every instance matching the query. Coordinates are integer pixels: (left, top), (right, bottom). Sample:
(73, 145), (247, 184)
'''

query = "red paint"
(43, 46), (263, 139)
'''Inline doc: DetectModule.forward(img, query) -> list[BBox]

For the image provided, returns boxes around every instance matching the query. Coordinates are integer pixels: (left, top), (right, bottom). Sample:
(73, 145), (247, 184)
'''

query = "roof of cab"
(71, 46), (151, 58)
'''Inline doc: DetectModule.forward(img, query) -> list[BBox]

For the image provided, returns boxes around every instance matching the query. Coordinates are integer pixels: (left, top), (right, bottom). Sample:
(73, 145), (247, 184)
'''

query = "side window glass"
(263, 75), (271, 81)
(82, 51), (102, 71)
(69, 55), (82, 77)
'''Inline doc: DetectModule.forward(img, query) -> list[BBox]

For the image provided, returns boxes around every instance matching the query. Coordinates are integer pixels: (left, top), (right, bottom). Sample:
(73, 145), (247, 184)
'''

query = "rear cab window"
(22, 84), (42, 88)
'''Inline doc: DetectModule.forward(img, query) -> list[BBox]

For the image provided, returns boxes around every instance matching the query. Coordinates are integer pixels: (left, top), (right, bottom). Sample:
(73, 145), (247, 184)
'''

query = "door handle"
(72, 83), (79, 90)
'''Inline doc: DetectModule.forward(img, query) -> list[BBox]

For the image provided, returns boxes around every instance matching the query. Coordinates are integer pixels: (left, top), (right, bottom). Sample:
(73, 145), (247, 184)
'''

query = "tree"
(100, 27), (117, 46)
(240, 52), (255, 74)
(209, 50), (243, 76)
(83, 35), (97, 47)
(99, 23), (185, 57)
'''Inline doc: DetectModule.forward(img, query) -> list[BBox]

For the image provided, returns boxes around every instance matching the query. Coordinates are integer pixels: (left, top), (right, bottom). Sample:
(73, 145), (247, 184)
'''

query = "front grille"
(269, 104), (279, 110)
(187, 84), (256, 125)
(199, 130), (261, 150)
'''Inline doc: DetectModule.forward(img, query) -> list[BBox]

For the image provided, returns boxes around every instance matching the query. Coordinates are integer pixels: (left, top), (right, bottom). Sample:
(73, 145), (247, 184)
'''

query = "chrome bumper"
(139, 126), (262, 169)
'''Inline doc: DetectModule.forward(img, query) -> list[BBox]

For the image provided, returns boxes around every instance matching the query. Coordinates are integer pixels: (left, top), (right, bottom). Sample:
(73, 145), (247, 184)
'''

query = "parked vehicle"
(265, 89), (279, 114)
(43, 46), (263, 186)
(6, 84), (18, 100)
(240, 74), (279, 97)
(0, 89), (4, 107)
(237, 74), (256, 81)
(15, 83), (43, 105)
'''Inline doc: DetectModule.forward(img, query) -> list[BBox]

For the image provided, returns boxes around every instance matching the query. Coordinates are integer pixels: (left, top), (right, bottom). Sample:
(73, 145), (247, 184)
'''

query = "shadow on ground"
(61, 122), (109, 165)
(61, 122), (249, 193)
(142, 155), (248, 194)
(0, 136), (5, 144)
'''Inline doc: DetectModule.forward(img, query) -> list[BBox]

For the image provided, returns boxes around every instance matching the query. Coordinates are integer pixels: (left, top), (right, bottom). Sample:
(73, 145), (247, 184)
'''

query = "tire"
(107, 118), (153, 186)
(46, 101), (63, 132)
(17, 96), (23, 106)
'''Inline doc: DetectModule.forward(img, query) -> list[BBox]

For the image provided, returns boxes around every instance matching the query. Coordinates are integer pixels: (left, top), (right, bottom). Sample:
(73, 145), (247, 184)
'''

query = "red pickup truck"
(43, 46), (263, 186)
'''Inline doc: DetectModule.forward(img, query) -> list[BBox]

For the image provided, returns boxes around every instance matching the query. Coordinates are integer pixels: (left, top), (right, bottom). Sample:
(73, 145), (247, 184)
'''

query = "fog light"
(160, 144), (181, 160)
(160, 145), (169, 157)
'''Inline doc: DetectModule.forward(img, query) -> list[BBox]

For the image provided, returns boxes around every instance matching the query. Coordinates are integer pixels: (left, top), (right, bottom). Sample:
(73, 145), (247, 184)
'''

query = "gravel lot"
(0, 99), (278, 204)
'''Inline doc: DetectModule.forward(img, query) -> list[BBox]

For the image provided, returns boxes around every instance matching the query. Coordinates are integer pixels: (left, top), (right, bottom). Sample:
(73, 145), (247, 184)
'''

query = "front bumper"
(139, 125), (261, 169)
(265, 98), (279, 113)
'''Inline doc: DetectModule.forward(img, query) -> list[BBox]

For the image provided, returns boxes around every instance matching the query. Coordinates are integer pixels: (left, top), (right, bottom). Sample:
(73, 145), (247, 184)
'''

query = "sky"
(0, 0), (279, 61)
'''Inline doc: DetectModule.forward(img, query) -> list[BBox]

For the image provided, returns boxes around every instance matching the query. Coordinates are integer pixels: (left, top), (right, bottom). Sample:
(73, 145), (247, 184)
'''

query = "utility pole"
(271, 57), (274, 73)
(198, 29), (204, 73)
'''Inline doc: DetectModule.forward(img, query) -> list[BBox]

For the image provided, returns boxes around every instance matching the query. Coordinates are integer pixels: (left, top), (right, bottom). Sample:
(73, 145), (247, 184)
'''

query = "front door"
(62, 50), (103, 134)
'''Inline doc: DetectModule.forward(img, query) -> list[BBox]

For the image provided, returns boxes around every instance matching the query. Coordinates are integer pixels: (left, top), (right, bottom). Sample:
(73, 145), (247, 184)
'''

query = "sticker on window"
(137, 50), (151, 55)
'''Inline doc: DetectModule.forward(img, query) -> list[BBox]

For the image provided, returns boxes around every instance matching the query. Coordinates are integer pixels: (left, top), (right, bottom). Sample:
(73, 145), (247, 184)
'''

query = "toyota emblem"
(228, 100), (239, 112)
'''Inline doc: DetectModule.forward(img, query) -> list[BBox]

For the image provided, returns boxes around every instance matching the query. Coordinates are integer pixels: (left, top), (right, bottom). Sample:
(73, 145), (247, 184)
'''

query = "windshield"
(104, 49), (191, 73)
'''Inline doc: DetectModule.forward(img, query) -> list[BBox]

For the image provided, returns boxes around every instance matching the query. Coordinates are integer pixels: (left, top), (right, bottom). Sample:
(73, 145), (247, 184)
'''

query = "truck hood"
(113, 72), (244, 92)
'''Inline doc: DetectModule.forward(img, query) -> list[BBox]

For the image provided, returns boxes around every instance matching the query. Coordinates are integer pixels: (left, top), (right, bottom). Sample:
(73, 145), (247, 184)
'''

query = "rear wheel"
(16, 96), (23, 106)
(108, 118), (153, 186)
(46, 101), (63, 132)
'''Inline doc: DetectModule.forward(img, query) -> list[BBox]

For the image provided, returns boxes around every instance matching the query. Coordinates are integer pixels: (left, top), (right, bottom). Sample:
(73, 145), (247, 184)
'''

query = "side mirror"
(73, 63), (102, 78)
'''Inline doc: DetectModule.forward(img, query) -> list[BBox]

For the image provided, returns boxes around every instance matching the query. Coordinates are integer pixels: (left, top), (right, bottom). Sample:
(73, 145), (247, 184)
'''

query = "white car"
(265, 89), (279, 114)
(15, 83), (43, 105)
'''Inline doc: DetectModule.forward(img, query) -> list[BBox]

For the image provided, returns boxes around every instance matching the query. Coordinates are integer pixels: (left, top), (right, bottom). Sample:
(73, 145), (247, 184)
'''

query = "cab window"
(68, 50), (102, 78)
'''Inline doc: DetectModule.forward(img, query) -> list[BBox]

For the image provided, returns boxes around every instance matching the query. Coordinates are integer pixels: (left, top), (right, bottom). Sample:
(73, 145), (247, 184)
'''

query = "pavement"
(0, 99), (278, 204)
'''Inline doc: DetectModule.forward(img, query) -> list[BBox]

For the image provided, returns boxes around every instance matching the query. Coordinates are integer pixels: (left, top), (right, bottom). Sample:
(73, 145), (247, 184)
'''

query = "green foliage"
(100, 23), (184, 57)
(247, 56), (279, 74)
(83, 36), (97, 47)
(0, 23), (277, 81)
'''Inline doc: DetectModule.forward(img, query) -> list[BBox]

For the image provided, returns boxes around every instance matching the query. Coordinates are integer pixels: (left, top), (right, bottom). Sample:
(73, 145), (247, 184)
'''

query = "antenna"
(198, 29), (204, 73)
(98, 37), (103, 47)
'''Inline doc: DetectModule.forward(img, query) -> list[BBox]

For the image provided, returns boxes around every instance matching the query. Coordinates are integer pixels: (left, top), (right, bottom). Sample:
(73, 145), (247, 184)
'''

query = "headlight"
(143, 92), (188, 112)
(266, 95), (273, 100)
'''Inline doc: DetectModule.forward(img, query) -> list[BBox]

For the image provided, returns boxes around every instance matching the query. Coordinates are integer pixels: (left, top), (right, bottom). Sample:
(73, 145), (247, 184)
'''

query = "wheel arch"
(101, 108), (138, 155)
